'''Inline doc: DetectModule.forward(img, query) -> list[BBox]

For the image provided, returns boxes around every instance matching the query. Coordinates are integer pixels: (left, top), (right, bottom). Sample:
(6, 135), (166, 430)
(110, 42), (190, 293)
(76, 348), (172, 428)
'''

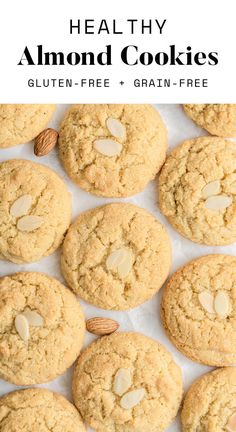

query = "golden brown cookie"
(73, 332), (183, 432)
(182, 367), (236, 431)
(61, 203), (171, 310)
(183, 104), (236, 137)
(0, 272), (85, 385)
(0, 104), (55, 148)
(59, 104), (167, 197)
(158, 136), (236, 245)
(0, 159), (71, 263)
(0, 388), (86, 431)
(161, 254), (236, 366)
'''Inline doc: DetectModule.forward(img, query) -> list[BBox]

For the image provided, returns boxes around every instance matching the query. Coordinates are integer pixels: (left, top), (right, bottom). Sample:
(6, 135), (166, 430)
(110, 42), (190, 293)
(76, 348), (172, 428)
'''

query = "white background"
(0, 0), (235, 102)
(0, 104), (235, 431)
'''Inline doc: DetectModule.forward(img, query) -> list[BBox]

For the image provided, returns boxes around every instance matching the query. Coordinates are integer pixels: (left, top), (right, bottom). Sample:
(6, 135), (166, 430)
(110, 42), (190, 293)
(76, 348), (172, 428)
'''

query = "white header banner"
(0, 0), (235, 102)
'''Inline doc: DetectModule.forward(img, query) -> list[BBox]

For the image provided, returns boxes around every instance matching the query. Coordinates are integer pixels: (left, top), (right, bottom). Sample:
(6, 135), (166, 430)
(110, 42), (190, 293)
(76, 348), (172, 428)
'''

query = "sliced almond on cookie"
(106, 118), (126, 141)
(226, 412), (236, 432)
(113, 368), (132, 396)
(214, 291), (230, 317)
(201, 180), (221, 199)
(205, 195), (232, 211)
(198, 291), (215, 314)
(22, 308), (44, 327)
(10, 194), (32, 218)
(106, 248), (133, 278)
(106, 248), (127, 270)
(15, 314), (29, 342)
(117, 249), (134, 279)
(17, 215), (44, 232)
(94, 139), (122, 157)
(120, 388), (145, 410)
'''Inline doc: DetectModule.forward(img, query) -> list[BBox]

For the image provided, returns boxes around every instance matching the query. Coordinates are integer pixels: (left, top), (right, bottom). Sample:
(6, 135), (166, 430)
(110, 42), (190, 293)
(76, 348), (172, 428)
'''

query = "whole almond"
(86, 317), (119, 336)
(34, 128), (58, 156)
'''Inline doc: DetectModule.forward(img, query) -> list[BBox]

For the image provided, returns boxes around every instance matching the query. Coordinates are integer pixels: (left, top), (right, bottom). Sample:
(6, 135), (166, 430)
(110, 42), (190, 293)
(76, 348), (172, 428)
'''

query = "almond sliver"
(198, 291), (215, 314)
(214, 291), (230, 317)
(15, 314), (29, 342)
(94, 139), (122, 157)
(117, 249), (133, 278)
(10, 194), (32, 218)
(17, 215), (44, 232)
(106, 248), (127, 270)
(205, 195), (232, 211)
(113, 368), (132, 396)
(120, 388), (145, 410)
(106, 118), (126, 141)
(202, 180), (221, 199)
(22, 308), (44, 327)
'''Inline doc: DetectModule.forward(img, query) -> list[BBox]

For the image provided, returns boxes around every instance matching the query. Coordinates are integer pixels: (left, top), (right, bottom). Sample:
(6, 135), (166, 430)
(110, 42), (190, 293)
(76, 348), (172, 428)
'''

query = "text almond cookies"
(61, 203), (171, 310)
(59, 104), (167, 197)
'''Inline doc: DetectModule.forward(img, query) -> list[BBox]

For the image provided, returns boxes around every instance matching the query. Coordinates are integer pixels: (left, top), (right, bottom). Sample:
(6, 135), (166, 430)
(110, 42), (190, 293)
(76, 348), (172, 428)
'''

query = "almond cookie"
(73, 332), (183, 432)
(162, 254), (236, 366)
(59, 104), (167, 197)
(182, 367), (236, 431)
(158, 136), (236, 245)
(0, 388), (86, 431)
(0, 159), (71, 263)
(183, 104), (236, 137)
(61, 203), (171, 310)
(0, 104), (55, 148)
(0, 272), (85, 385)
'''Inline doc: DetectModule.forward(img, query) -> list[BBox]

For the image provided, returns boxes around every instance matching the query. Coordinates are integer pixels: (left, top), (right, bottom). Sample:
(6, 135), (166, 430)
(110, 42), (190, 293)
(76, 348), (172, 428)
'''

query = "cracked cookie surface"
(0, 272), (85, 385)
(161, 255), (236, 366)
(183, 104), (236, 137)
(0, 388), (86, 431)
(0, 159), (71, 263)
(181, 367), (236, 431)
(61, 203), (171, 310)
(73, 332), (183, 432)
(158, 137), (236, 245)
(0, 104), (55, 148)
(59, 104), (167, 197)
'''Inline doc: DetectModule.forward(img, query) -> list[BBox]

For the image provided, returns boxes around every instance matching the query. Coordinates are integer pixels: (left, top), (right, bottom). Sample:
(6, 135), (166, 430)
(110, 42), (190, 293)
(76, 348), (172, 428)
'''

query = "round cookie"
(59, 104), (167, 197)
(73, 332), (183, 432)
(158, 136), (236, 245)
(182, 367), (236, 431)
(61, 203), (171, 310)
(0, 388), (86, 431)
(0, 159), (71, 263)
(161, 254), (236, 366)
(0, 104), (56, 148)
(183, 104), (236, 137)
(0, 272), (85, 385)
